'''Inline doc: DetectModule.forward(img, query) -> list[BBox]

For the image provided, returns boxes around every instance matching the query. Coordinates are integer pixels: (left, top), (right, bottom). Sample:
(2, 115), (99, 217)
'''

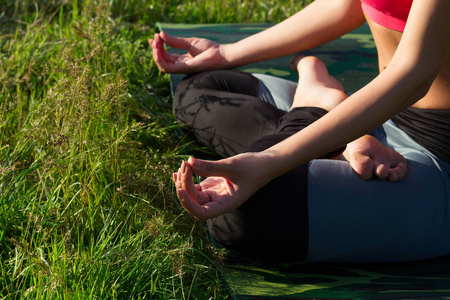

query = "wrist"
(257, 149), (289, 182)
(220, 43), (240, 69)
(228, 151), (280, 189)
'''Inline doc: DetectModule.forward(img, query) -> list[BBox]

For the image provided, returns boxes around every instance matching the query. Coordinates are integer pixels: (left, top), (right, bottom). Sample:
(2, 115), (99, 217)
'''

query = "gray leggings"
(257, 73), (450, 263)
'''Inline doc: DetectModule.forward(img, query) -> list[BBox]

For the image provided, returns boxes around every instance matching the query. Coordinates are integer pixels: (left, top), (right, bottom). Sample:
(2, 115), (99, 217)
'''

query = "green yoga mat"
(156, 22), (378, 95)
(156, 22), (450, 299)
(224, 251), (450, 299)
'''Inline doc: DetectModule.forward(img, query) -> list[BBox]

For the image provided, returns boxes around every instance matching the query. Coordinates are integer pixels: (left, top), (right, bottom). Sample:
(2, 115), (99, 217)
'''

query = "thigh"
(306, 126), (450, 263)
(174, 70), (285, 157)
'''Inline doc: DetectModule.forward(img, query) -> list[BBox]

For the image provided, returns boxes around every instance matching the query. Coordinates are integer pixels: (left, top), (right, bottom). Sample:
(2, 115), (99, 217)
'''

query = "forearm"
(223, 0), (366, 68)
(261, 63), (437, 181)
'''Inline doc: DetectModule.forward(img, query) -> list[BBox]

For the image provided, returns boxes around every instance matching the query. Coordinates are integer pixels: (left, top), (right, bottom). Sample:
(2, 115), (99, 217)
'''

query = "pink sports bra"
(360, 0), (413, 32)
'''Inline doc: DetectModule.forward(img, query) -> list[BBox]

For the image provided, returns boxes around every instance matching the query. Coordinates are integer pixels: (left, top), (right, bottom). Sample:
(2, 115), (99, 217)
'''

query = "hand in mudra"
(149, 31), (226, 74)
(173, 154), (271, 220)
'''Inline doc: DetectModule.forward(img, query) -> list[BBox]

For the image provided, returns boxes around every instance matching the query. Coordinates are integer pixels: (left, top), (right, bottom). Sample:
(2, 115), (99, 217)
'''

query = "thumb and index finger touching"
(187, 157), (235, 179)
(149, 32), (204, 73)
(148, 31), (193, 51)
(175, 158), (234, 220)
(160, 31), (195, 49)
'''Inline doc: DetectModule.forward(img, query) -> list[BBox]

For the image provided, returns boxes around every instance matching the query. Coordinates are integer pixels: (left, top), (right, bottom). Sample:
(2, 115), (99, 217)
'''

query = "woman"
(149, 0), (450, 263)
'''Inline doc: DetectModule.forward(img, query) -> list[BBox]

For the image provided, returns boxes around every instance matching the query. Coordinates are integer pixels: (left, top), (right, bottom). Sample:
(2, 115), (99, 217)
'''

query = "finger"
(151, 43), (166, 72)
(154, 34), (166, 55)
(152, 34), (173, 72)
(177, 165), (183, 183)
(179, 188), (229, 220)
(177, 165), (182, 180)
(158, 45), (215, 74)
(152, 50), (183, 73)
(156, 33), (189, 66)
(149, 38), (162, 56)
(174, 168), (181, 189)
(154, 34), (212, 73)
(188, 156), (235, 178)
(173, 49), (217, 71)
(177, 188), (210, 220)
(157, 33), (181, 63)
(160, 31), (193, 50)
(180, 161), (198, 200)
(149, 37), (158, 49)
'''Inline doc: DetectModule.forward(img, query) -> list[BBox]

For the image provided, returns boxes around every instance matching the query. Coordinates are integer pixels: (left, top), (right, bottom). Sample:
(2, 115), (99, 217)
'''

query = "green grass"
(0, 0), (311, 298)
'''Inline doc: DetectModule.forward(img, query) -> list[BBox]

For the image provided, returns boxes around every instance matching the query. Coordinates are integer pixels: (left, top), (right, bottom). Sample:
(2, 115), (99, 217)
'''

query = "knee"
(207, 211), (249, 251)
(173, 70), (259, 114)
(172, 72), (220, 122)
(207, 210), (274, 260)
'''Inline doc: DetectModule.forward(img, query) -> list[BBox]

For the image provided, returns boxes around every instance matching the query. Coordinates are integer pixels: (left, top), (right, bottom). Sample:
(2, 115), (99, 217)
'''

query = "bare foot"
(290, 55), (348, 111)
(343, 135), (408, 182)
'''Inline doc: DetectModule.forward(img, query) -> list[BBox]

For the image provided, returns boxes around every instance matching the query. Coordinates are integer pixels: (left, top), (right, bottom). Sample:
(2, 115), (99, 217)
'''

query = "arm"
(150, 0), (366, 73)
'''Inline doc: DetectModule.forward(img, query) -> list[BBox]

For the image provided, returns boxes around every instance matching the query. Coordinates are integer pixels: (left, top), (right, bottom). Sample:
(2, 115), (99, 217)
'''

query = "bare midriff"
(367, 17), (450, 110)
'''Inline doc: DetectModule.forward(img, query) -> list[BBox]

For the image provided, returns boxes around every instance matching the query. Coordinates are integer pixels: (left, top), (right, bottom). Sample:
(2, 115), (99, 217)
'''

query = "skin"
(151, 0), (450, 220)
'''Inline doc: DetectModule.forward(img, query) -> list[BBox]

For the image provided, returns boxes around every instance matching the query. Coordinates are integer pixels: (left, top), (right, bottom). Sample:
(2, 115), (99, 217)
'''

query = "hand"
(343, 135), (407, 182)
(149, 31), (228, 74)
(173, 154), (272, 220)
